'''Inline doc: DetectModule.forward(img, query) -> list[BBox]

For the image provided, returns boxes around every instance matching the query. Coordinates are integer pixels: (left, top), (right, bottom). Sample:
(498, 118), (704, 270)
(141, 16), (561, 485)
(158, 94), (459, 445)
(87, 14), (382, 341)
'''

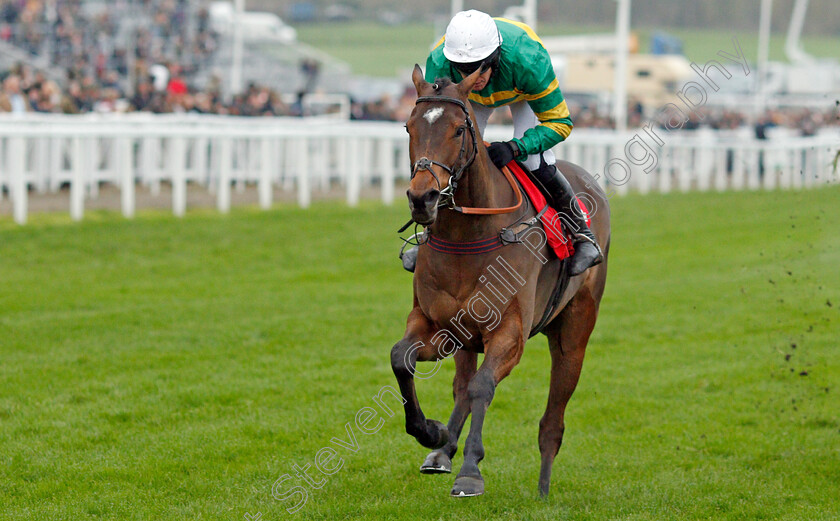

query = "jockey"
(403, 10), (603, 276)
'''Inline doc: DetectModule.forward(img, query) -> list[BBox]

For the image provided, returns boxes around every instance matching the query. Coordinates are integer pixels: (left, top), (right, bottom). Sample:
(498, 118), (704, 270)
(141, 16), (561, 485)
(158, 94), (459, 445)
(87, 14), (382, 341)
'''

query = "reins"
(453, 154), (524, 215)
(411, 95), (523, 217)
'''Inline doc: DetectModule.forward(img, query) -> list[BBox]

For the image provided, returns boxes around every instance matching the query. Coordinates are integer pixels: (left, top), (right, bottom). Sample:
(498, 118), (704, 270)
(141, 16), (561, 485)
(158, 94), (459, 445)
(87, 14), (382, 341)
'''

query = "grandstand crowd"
(0, 0), (837, 135)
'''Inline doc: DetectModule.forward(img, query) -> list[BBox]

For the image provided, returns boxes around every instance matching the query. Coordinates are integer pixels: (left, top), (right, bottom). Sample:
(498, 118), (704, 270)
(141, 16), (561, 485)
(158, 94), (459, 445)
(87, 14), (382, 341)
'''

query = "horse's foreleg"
(420, 350), (478, 473)
(538, 289), (598, 496)
(390, 311), (449, 450)
(451, 315), (525, 497)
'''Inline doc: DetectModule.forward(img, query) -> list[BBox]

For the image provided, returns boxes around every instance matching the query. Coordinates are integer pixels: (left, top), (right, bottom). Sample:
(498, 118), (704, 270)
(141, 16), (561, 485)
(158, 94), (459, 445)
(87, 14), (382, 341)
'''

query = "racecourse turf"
(0, 186), (838, 520)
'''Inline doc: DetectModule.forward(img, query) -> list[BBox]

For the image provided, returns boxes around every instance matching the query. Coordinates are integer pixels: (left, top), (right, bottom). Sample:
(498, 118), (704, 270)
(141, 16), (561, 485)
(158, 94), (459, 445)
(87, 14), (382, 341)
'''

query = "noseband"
(410, 95), (478, 209)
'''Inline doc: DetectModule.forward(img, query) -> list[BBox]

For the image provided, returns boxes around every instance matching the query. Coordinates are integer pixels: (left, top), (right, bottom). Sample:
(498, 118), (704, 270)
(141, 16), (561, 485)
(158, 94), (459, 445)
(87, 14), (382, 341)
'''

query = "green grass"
(296, 22), (440, 77)
(296, 22), (840, 77)
(1, 186), (838, 520)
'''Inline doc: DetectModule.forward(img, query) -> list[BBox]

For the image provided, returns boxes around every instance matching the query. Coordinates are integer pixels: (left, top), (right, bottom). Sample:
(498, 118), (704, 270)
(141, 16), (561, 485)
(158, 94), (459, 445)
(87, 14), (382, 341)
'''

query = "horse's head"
(405, 64), (483, 225)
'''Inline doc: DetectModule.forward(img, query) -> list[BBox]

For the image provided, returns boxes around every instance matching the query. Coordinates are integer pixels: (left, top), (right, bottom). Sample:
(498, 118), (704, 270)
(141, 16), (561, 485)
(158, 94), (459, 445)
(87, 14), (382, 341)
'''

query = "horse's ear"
(412, 64), (429, 95)
(458, 68), (482, 96)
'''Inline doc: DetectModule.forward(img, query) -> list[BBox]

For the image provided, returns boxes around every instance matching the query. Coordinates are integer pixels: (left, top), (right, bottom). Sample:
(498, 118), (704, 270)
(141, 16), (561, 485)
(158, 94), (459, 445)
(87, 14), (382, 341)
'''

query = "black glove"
(486, 141), (518, 169)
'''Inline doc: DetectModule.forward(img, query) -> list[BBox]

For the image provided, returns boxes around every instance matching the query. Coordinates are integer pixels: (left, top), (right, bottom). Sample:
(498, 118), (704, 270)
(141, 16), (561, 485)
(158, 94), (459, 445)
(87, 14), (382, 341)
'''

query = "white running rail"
(0, 113), (837, 224)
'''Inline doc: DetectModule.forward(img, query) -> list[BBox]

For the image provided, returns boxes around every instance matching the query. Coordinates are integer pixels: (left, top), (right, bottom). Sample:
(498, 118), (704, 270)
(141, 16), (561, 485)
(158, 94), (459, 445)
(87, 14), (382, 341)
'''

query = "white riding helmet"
(443, 10), (502, 64)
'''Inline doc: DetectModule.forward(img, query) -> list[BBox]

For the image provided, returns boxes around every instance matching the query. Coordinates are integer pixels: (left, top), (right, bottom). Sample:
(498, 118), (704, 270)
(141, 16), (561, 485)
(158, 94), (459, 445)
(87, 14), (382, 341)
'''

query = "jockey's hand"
(487, 141), (519, 169)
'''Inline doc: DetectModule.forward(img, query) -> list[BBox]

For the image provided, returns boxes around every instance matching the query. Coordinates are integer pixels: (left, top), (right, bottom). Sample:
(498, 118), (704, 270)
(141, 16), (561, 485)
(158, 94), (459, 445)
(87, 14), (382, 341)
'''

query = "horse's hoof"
(420, 451), (452, 474)
(421, 420), (449, 450)
(451, 476), (484, 497)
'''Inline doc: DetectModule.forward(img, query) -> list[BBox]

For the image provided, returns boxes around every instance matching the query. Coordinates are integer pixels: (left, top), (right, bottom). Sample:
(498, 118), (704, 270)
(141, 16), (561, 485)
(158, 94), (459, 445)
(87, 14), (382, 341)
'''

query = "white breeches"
(470, 100), (556, 171)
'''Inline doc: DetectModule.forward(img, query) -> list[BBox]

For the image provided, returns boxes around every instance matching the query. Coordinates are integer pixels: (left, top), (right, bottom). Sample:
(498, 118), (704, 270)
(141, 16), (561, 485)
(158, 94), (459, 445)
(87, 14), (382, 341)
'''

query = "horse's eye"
(454, 127), (464, 137)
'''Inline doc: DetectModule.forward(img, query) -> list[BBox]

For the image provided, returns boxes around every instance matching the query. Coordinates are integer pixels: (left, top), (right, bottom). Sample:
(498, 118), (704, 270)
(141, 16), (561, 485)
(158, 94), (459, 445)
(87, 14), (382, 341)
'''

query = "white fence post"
(218, 137), (232, 213)
(731, 148), (746, 190)
(294, 137), (311, 208)
(9, 136), (26, 225)
(677, 146), (691, 192)
(779, 147), (793, 189)
(33, 136), (48, 193)
(71, 136), (85, 221)
(713, 148), (727, 191)
(297, 138), (311, 209)
(747, 146), (761, 190)
(658, 147), (672, 193)
(87, 137), (99, 199)
(379, 138), (395, 205)
(295, 138), (311, 208)
(170, 136), (187, 217)
(49, 137), (63, 192)
(313, 138), (330, 192)
(637, 155), (651, 195)
(193, 136), (209, 187)
(149, 138), (162, 197)
(259, 136), (273, 210)
(359, 137), (373, 189)
(763, 146), (777, 190)
(803, 147), (815, 188)
(234, 139), (246, 193)
(119, 136), (135, 218)
(610, 143), (630, 196)
(815, 142), (830, 185)
(346, 137), (360, 207)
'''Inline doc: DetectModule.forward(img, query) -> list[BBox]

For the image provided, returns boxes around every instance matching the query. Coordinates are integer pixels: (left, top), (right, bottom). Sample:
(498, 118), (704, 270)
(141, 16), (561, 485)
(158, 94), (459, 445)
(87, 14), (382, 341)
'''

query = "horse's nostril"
(425, 190), (441, 205)
(408, 190), (439, 208)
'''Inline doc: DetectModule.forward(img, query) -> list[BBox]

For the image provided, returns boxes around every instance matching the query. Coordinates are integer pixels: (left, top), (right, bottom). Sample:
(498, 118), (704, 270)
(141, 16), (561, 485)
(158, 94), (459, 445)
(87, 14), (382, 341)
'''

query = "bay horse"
(390, 65), (610, 497)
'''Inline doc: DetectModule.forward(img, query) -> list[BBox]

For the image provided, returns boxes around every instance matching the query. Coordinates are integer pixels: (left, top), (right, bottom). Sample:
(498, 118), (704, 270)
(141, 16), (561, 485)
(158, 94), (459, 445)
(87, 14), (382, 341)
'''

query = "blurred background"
(0, 0), (837, 220)
(1, 0), (838, 122)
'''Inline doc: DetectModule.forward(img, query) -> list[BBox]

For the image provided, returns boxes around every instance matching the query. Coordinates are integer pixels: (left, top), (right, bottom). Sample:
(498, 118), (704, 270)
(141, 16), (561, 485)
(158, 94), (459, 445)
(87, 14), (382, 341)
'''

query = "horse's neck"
(432, 156), (517, 241)
(461, 157), (501, 207)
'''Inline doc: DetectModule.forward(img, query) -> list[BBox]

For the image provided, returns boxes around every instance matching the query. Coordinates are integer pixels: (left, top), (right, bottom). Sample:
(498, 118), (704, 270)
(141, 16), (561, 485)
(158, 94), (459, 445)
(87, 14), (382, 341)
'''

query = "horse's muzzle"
(407, 189), (440, 225)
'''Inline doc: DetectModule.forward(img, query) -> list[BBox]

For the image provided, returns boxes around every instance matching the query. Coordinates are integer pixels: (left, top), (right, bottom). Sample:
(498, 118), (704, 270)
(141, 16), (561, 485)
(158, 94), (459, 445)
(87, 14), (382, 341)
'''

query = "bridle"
(408, 94), (523, 217)
(410, 95), (478, 210)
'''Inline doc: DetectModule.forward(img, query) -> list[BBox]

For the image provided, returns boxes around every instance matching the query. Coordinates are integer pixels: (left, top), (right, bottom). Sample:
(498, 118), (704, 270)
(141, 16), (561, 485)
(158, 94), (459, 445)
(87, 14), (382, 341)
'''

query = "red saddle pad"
(506, 161), (591, 261)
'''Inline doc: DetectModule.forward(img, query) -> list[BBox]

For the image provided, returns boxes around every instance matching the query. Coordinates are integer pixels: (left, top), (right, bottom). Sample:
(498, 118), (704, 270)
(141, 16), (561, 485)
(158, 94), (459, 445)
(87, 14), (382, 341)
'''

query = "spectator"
(0, 75), (29, 113)
(131, 78), (155, 111)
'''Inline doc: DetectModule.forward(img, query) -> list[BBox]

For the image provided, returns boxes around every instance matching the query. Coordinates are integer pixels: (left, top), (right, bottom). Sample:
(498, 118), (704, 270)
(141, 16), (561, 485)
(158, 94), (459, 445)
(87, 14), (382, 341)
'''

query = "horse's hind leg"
(421, 350), (477, 474)
(538, 289), (599, 496)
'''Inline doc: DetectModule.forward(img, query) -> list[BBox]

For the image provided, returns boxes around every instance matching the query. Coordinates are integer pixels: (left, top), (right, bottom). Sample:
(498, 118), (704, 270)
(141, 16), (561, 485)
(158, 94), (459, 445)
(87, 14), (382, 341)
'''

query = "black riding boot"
(530, 161), (603, 276)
